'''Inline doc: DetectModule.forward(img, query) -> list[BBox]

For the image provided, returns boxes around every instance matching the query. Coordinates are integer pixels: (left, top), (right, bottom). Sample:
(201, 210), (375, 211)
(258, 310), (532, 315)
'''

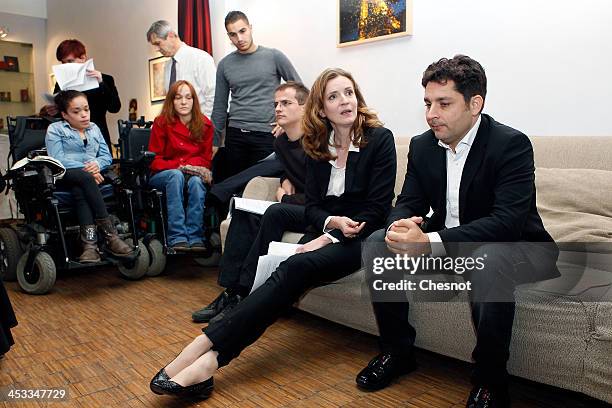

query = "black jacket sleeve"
(439, 132), (535, 243)
(386, 137), (430, 227)
(100, 74), (121, 114)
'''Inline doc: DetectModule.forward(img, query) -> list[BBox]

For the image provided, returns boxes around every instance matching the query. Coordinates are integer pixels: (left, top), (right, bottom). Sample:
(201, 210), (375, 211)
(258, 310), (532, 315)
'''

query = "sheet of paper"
(231, 197), (277, 216)
(268, 241), (301, 257)
(250, 254), (290, 294)
(52, 59), (99, 92)
(42, 93), (56, 104)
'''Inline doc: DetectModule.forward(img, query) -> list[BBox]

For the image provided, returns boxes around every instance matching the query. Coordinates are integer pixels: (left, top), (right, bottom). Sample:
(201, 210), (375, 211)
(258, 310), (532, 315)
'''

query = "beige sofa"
(221, 136), (612, 403)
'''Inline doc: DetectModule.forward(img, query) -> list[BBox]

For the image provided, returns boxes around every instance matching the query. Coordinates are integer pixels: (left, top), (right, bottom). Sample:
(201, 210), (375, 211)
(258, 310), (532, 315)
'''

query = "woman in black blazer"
(149, 68), (397, 400)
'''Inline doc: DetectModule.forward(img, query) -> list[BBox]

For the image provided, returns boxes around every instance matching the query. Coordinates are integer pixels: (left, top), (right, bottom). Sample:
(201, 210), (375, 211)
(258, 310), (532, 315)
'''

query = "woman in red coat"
(148, 80), (213, 252)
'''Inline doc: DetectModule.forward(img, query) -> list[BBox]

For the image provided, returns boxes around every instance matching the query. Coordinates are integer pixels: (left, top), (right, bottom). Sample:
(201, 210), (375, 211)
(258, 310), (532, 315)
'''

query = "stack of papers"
(230, 197), (277, 216)
(250, 241), (302, 293)
(52, 59), (99, 92)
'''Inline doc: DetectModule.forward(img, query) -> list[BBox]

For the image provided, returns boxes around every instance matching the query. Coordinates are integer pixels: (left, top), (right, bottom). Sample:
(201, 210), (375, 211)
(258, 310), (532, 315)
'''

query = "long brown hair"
(160, 80), (207, 142)
(302, 68), (382, 161)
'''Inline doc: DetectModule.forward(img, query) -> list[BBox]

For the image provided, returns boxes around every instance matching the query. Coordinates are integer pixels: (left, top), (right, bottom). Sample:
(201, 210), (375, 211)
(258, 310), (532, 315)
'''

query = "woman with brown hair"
(149, 68), (397, 399)
(148, 80), (213, 252)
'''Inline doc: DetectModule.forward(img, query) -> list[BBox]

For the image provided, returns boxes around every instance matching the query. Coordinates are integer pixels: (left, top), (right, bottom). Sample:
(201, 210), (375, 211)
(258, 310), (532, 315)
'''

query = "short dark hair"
(56, 39), (86, 61)
(275, 81), (310, 105)
(225, 11), (249, 28)
(422, 55), (487, 109)
(54, 90), (86, 113)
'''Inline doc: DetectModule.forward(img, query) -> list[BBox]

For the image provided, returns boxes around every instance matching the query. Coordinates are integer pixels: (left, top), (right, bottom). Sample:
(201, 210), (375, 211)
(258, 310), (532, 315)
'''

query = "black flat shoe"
(180, 377), (214, 399)
(466, 385), (510, 408)
(356, 352), (417, 391)
(150, 376), (214, 400)
(149, 368), (170, 394)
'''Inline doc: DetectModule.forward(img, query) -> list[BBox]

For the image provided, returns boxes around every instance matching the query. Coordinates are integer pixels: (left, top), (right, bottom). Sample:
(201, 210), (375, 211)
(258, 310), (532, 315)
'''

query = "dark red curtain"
(178, 0), (213, 55)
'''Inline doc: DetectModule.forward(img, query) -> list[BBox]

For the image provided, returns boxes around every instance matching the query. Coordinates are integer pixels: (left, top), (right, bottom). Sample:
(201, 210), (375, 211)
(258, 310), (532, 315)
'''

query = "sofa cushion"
(535, 168), (612, 251)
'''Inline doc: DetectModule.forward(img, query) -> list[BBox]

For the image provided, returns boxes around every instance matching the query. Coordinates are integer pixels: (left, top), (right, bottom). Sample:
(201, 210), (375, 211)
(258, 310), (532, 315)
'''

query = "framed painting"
(149, 56), (170, 102)
(338, 0), (413, 47)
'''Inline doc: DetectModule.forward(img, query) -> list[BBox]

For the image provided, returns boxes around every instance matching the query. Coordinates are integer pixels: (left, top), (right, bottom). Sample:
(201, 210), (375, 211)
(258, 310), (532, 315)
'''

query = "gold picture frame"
(149, 56), (170, 102)
(337, 0), (413, 47)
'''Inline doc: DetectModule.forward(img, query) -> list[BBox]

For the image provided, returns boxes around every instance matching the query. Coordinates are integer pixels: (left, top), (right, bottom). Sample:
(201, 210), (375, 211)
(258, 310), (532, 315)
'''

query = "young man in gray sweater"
(211, 11), (302, 179)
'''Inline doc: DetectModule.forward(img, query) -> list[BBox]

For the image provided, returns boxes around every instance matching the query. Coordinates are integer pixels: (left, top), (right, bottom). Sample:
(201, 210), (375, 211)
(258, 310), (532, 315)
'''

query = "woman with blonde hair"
(148, 80), (213, 252)
(149, 68), (397, 399)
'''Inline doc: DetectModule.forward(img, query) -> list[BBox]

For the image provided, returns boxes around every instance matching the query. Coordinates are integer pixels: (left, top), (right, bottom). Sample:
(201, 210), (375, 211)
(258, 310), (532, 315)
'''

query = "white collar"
(437, 114), (481, 152)
(173, 42), (189, 62)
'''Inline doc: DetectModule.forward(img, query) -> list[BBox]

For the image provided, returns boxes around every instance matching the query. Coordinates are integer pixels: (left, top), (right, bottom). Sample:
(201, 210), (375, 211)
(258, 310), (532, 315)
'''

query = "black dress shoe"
(150, 377), (214, 400)
(466, 385), (510, 408)
(356, 352), (417, 391)
(208, 294), (242, 325)
(149, 368), (170, 394)
(192, 290), (231, 323)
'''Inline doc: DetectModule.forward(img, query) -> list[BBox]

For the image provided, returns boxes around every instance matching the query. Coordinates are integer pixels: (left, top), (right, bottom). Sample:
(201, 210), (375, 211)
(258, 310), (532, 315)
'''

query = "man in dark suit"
(355, 55), (559, 408)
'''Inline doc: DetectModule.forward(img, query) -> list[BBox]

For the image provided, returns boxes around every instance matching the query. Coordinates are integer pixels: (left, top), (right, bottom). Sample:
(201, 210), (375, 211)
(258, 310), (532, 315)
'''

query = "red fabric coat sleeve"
(184, 116), (213, 169)
(149, 117), (180, 172)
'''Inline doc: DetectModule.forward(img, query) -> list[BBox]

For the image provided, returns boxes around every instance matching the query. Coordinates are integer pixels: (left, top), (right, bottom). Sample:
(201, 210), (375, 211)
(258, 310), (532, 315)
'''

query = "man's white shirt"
(427, 114), (482, 256)
(164, 43), (216, 117)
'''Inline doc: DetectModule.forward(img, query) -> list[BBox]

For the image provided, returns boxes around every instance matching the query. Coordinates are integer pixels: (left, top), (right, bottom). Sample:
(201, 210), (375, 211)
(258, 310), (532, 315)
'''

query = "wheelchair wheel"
(16, 251), (56, 295)
(118, 239), (149, 280)
(145, 239), (166, 277)
(0, 227), (23, 281)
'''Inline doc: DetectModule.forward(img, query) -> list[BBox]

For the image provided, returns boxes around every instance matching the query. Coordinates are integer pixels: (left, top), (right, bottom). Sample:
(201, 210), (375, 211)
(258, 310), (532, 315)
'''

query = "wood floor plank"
(0, 258), (603, 407)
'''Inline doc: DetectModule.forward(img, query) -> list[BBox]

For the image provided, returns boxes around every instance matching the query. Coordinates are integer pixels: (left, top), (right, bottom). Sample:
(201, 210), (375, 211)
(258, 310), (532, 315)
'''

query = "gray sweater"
(211, 46), (301, 145)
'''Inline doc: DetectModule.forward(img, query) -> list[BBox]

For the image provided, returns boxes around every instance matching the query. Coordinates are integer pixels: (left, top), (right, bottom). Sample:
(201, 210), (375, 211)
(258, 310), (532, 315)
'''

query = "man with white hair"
(147, 20), (216, 117)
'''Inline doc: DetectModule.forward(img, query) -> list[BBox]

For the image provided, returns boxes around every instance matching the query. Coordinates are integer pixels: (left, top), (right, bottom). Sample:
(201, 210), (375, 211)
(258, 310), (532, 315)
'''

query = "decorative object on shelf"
(20, 89), (29, 102)
(129, 98), (138, 121)
(3, 56), (19, 72)
(337, 0), (413, 47)
(149, 55), (169, 102)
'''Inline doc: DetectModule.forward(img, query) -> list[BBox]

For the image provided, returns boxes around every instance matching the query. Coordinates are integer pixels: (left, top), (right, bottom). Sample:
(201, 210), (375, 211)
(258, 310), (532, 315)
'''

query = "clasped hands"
(180, 164), (213, 184)
(83, 161), (104, 184)
(385, 216), (432, 256)
(295, 216), (365, 254)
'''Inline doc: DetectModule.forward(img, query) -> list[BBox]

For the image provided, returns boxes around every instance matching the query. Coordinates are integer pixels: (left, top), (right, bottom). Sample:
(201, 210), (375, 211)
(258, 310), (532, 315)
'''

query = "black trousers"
(56, 168), (109, 225)
(218, 203), (307, 292)
(205, 233), (362, 367)
(224, 127), (275, 179)
(366, 229), (557, 389)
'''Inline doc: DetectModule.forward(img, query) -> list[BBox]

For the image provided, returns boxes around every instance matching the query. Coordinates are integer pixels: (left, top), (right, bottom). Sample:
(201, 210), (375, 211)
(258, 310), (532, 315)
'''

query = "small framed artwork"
(4, 56), (19, 72)
(49, 73), (57, 93)
(149, 56), (170, 102)
(337, 0), (413, 47)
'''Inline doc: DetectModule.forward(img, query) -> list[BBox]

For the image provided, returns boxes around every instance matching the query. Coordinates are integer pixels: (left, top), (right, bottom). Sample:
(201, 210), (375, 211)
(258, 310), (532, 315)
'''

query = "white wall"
(0, 12), (47, 111)
(43, 0), (612, 139)
(229, 0), (612, 137)
(0, 0), (47, 19)
(45, 0), (239, 143)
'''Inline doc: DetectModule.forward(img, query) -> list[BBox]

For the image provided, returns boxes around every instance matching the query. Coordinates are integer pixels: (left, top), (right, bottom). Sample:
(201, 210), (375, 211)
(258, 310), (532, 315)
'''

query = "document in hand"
(230, 197), (277, 216)
(52, 59), (99, 92)
(250, 241), (302, 293)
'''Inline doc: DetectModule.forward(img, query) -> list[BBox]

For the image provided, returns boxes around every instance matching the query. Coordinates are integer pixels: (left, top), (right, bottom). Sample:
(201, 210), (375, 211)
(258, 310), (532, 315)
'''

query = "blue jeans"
(149, 169), (206, 246)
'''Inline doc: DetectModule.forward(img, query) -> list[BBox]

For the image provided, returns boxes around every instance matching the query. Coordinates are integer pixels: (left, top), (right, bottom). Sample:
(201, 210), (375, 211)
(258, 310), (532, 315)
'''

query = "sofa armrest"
(242, 176), (280, 201)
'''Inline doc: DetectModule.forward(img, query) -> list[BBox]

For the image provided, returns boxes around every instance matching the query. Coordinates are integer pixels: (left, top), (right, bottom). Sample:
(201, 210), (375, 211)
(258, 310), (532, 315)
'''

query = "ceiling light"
(0, 27), (8, 39)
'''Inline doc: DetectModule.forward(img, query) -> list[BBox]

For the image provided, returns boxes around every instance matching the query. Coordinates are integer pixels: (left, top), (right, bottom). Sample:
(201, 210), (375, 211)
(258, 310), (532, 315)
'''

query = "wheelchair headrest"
(10, 155), (66, 180)
(7, 116), (58, 162)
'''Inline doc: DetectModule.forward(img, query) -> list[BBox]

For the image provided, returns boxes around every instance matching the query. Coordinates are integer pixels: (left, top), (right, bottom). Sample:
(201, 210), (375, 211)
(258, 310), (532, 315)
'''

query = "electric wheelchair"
(0, 116), (149, 294)
(116, 118), (221, 275)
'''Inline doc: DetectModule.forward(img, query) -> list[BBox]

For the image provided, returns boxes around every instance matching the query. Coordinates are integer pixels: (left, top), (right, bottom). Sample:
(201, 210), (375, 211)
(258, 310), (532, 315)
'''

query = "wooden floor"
(0, 257), (606, 408)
